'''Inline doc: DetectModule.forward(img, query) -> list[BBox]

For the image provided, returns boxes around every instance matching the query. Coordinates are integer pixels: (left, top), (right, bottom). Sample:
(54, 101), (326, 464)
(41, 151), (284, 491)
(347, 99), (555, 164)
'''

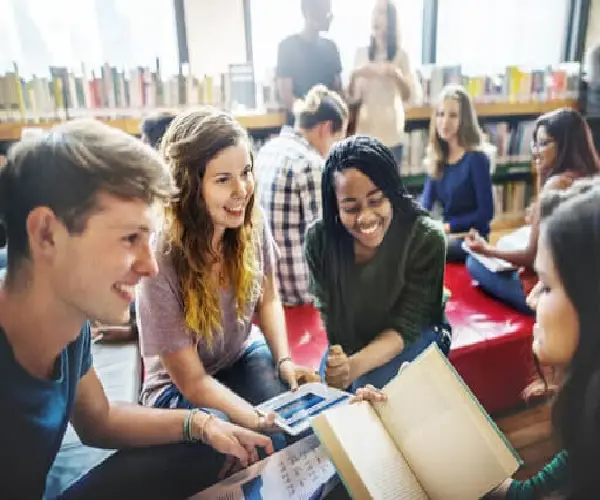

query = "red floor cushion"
(446, 263), (536, 414)
(284, 304), (328, 370)
(285, 263), (535, 415)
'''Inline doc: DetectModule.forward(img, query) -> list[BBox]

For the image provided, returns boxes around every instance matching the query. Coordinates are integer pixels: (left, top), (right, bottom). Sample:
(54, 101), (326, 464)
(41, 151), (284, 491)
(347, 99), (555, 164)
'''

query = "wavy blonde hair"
(426, 85), (483, 178)
(160, 107), (258, 346)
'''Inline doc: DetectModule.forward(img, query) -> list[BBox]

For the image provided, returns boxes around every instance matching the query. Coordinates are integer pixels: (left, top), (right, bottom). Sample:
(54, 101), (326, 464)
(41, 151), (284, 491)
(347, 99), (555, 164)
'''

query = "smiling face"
(435, 97), (461, 142)
(533, 125), (557, 175)
(41, 192), (160, 326)
(530, 232), (579, 366)
(334, 168), (392, 257)
(202, 142), (254, 234)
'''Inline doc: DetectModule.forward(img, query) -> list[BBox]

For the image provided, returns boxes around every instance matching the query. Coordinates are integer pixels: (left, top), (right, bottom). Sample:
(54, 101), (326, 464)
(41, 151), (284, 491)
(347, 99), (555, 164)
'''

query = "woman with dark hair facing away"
(137, 108), (316, 460)
(257, 85), (348, 307)
(141, 111), (177, 150)
(305, 135), (450, 391)
(487, 177), (600, 499)
(466, 108), (600, 314)
(420, 84), (494, 262)
(349, 0), (420, 168)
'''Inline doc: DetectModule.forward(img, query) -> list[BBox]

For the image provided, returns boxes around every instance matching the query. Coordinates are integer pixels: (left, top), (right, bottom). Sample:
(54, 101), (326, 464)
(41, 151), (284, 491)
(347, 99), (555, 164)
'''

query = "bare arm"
(350, 330), (405, 380)
(160, 346), (260, 429)
(70, 367), (273, 465)
(256, 270), (291, 364)
(483, 175), (574, 267)
(71, 367), (190, 448)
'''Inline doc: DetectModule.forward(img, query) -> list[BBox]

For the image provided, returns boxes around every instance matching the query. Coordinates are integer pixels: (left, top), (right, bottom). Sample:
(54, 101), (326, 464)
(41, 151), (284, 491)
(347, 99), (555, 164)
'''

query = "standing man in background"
(276, 0), (343, 124)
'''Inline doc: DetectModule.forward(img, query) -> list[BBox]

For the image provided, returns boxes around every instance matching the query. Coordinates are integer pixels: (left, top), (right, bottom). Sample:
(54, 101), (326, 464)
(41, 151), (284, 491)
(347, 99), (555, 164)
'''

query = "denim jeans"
(318, 324), (452, 391)
(466, 255), (533, 315)
(446, 237), (467, 262)
(59, 336), (288, 500)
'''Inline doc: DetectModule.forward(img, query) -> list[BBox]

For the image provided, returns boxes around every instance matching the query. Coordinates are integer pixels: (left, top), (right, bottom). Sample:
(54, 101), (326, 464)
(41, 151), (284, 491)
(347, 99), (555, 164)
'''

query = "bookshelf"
(0, 99), (577, 233)
(0, 100), (578, 141)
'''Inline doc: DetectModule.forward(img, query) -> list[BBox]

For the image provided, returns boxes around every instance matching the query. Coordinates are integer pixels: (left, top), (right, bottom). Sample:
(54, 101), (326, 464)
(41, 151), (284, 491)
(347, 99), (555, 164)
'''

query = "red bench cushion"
(445, 263), (535, 414)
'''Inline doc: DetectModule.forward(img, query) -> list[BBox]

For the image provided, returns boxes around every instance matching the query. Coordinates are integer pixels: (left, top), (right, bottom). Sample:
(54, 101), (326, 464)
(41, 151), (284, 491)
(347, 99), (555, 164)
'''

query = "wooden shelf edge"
(0, 99), (578, 141)
(0, 112), (286, 141)
(405, 99), (578, 121)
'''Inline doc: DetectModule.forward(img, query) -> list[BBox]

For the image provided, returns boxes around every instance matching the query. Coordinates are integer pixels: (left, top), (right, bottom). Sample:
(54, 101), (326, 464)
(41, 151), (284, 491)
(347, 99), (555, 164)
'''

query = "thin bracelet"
(200, 414), (216, 443)
(183, 408), (199, 443)
(277, 356), (293, 375)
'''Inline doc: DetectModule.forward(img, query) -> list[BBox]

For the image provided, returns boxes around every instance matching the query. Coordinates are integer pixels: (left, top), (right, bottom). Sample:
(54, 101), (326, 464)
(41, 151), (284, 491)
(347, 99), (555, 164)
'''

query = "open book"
(311, 345), (522, 500)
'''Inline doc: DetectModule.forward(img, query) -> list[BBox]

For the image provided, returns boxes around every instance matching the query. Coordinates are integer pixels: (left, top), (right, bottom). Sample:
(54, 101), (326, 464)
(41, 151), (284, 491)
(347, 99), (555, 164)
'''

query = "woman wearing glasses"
(465, 108), (600, 313)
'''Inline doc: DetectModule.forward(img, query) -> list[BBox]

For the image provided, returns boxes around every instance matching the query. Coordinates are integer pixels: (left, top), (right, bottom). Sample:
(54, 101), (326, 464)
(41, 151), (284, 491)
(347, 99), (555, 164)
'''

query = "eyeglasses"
(530, 138), (554, 155)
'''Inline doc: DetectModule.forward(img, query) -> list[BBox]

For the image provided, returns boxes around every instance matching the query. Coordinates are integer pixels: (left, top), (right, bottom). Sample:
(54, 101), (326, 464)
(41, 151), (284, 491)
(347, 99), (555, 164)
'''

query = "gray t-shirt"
(138, 218), (277, 406)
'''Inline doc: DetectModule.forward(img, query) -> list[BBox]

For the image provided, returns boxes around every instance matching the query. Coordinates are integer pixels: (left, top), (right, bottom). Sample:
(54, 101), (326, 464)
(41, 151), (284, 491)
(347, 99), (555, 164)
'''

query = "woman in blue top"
(420, 85), (494, 262)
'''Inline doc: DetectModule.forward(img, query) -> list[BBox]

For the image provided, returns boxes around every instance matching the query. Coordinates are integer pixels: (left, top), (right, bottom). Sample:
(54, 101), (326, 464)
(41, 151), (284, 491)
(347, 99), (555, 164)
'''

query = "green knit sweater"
(304, 214), (446, 355)
(507, 451), (568, 499)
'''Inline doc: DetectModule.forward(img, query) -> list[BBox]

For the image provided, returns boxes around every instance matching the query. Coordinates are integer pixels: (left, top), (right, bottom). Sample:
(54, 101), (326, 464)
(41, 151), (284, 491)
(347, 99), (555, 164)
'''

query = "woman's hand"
(465, 229), (492, 255)
(278, 359), (321, 391)
(353, 63), (381, 79)
(193, 414), (274, 469)
(350, 384), (387, 404)
(325, 345), (355, 390)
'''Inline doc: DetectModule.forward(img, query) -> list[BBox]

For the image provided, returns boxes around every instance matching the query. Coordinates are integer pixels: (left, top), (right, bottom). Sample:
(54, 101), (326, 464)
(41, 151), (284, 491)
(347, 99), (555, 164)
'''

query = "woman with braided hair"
(305, 135), (450, 391)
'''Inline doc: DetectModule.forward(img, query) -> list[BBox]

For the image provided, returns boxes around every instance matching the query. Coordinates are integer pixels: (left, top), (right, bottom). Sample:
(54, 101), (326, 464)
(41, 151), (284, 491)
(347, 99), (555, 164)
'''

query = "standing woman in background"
(348, 0), (420, 169)
(420, 85), (494, 262)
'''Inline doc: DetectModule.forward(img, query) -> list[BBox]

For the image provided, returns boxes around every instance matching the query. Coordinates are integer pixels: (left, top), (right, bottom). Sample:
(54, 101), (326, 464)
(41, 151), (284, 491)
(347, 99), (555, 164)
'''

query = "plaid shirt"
(256, 127), (323, 305)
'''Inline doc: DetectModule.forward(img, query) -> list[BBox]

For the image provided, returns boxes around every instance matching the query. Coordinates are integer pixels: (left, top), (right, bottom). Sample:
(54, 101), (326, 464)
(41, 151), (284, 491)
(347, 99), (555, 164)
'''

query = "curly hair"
(160, 107), (258, 346)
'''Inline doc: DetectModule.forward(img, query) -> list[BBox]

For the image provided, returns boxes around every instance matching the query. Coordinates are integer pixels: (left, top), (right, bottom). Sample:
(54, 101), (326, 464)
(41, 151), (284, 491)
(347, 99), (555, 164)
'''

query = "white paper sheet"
(190, 435), (337, 500)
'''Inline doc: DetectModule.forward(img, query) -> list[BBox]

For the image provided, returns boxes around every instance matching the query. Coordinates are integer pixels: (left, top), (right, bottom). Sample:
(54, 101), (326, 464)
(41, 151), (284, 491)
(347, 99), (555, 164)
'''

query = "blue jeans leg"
(319, 326), (449, 391)
(154, 335), (289, 453)
(446, 237), (467, 262)
(466, 255), (533, 315)
(215, 336), (288, 406)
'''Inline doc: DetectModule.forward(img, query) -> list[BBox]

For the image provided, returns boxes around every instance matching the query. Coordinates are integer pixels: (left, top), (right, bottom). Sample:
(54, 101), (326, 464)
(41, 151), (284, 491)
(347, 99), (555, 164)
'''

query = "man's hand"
(193, 413), (274, 472)
(279, 360), (321, 391)
(325, 345), (354, 390)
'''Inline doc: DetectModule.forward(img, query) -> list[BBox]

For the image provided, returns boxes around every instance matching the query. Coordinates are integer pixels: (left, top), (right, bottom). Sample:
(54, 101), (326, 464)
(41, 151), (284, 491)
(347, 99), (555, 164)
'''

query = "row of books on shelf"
(0, 61), (258, 122)
(0, 60), (581, 123)
(418, 63), (581, 105)
(493, 181), (532, 217)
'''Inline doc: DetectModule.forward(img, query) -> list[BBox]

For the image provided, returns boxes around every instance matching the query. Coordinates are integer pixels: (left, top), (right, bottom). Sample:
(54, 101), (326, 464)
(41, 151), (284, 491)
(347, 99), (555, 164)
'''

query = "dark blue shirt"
(420, 150), (494, 236)
(0, 323), (92, 499)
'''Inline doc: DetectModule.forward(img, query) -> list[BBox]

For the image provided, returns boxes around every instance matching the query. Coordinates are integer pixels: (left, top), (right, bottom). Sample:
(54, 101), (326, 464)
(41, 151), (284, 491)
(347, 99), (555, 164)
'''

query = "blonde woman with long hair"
(137, 108), (315, 468)
(420, 85), (494, 261)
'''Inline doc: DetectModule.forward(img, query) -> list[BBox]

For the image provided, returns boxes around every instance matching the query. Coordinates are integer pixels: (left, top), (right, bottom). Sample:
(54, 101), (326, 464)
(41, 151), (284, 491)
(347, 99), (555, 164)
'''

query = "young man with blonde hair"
(0, 120), (272, 499)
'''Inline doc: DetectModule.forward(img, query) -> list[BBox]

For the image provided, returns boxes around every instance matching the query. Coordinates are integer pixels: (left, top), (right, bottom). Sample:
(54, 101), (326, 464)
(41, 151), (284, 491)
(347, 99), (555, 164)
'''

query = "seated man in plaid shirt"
(256, 85), (348, 305)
